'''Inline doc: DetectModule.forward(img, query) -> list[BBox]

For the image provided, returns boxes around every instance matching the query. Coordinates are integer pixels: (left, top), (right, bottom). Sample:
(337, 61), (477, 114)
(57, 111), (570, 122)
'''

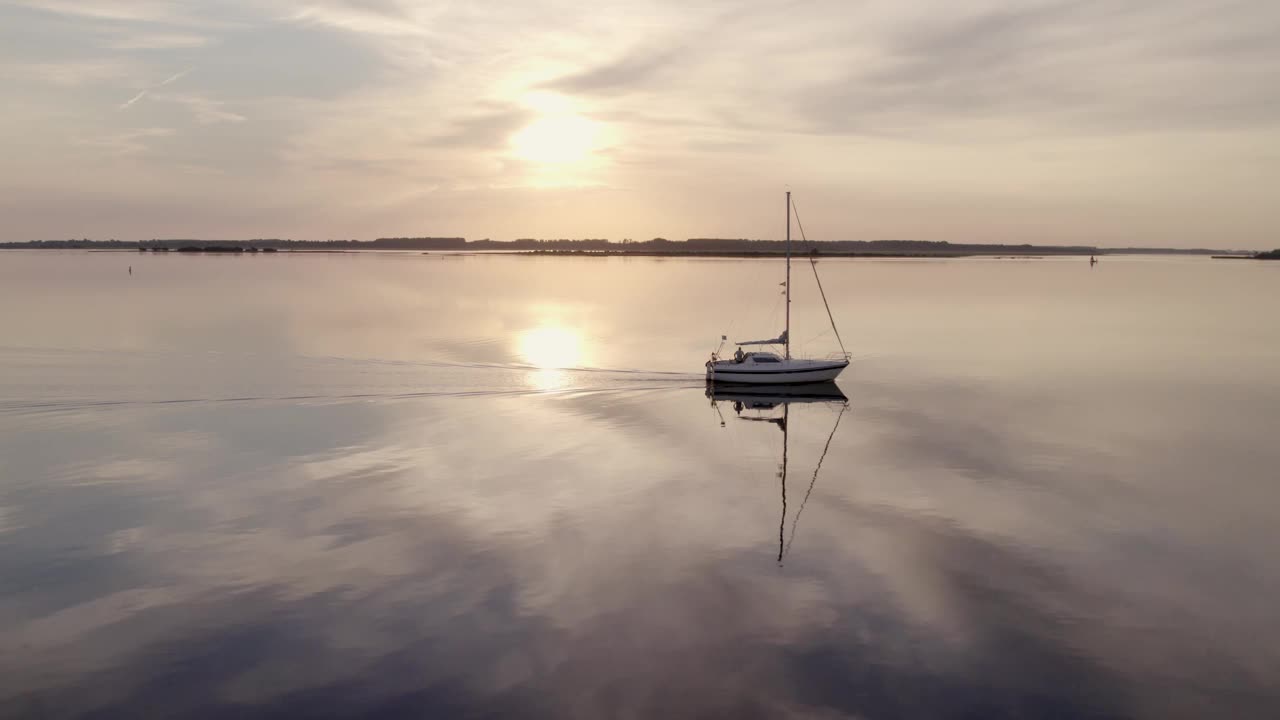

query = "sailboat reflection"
(707, 382), (849, 563)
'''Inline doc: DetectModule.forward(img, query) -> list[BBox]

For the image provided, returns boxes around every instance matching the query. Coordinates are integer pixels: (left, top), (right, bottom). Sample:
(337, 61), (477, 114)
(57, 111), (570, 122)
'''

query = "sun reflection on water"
(516, 325), (588, 391)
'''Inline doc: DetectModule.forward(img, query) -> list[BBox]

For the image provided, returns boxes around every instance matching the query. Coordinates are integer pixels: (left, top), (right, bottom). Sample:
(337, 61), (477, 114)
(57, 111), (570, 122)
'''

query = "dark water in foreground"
(1, 251), (1278, 718)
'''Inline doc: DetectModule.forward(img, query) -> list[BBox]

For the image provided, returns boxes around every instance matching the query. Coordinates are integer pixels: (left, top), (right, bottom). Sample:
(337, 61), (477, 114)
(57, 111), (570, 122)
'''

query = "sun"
(510, 112), (598, 165)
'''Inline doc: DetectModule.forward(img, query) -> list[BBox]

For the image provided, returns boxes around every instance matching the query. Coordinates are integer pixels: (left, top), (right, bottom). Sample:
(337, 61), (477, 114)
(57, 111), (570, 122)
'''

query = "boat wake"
(0, 383), (701, 417)
(0, 345), (704, 418)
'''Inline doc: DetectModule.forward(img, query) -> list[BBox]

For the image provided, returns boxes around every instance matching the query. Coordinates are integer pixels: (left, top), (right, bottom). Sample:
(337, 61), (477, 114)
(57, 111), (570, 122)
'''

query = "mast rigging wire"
(782, 401), (848, 560)
(789, 197), (848, 357)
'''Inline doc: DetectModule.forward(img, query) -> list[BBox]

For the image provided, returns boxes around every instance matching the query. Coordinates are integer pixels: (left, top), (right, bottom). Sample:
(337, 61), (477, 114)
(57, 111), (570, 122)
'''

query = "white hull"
(707, 382), (847, 405)
(706, 359), (848, 385)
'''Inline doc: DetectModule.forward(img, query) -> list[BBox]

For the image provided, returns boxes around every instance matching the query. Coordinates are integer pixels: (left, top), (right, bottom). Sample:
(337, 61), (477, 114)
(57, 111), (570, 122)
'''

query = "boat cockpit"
(731, 349), (782, 364)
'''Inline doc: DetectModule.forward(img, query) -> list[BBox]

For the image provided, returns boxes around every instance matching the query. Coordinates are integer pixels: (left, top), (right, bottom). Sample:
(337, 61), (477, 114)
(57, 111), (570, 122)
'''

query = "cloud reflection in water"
(2, 370), (1277, 719)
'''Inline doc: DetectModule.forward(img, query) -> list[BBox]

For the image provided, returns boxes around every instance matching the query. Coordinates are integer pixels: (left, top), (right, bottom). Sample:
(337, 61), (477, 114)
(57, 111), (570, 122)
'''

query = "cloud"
(791, 0), (1280, 136)
(543, 46), (686, 96)
(117, 68), (190, 111)
(76, 127), (176, 155)
(3, 60), (133, 87)
(103, 32), (214, 50)
(10, 0), (187, 24)
(528, 1), (1280, 140)
(423, 106), (533, 149)
(155, 93), (247, 124)
(3, 0), (1280, 245)
(117, 89), (148, 110)
(289, 0), (425, 37)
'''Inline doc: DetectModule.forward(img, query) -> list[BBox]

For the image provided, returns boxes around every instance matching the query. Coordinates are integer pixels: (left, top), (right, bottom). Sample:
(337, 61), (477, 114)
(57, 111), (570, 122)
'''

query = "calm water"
(1, 251), (1278, 718)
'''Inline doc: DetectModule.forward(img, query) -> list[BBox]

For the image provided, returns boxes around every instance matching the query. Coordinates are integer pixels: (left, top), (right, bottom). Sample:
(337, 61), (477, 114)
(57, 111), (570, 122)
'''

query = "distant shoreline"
(0, 238), (1253, 256)
(0, 246), (1255, 259)
(1213, 251), (1280, 260)
(1, 247), (1249, 260)
(504, 249), (977, 258)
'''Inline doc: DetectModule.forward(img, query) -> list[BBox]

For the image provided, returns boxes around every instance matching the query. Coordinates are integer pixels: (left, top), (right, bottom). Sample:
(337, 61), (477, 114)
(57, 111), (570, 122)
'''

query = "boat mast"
(785, 191), (792, 360)
(778, 401), (789, 563)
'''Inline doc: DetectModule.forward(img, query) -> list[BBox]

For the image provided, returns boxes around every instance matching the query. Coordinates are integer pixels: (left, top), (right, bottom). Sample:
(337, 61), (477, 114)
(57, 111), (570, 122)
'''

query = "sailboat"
(705, 191), (850, 385)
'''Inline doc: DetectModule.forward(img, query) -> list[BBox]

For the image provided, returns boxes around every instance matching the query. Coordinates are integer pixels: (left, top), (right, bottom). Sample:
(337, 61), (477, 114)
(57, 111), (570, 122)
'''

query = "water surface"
(2, 251), (1278, 718)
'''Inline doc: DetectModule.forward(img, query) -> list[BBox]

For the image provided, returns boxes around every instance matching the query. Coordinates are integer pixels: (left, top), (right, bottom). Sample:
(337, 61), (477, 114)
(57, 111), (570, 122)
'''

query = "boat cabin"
(731, 349), (783, 364)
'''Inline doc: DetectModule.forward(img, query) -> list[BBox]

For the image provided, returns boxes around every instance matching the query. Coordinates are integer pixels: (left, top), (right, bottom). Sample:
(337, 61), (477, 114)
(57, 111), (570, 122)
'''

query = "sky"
(1, 0), (1278, 248)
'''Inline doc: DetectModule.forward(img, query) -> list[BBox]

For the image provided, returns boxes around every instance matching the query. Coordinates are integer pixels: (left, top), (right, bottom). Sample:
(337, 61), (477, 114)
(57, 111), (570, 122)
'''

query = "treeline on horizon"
(0, 237), (1249, 256)
(0, 238), (465, 250)
(379, 237), (1110, 254)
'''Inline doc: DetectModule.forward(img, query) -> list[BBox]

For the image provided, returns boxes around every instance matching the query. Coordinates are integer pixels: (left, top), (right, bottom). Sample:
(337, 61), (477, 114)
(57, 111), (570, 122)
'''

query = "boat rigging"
(705, 192), (850, 385)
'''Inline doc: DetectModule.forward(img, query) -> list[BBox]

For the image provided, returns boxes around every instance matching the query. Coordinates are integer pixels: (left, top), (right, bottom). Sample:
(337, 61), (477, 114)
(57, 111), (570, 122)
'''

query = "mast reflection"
(707, 383), (849, 563)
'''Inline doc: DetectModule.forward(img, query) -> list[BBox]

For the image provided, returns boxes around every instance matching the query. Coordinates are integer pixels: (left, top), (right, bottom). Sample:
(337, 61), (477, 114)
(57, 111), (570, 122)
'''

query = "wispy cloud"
(118, 69), (190, 111)
(155, 93), (247, 124)
(543, 46), (685, 96)
(11, 0), (185, 24)
(103, 32), (214, 50)
(422, 106), (532, 149)
(786, 1), (1280, 137)
(118, 89), (148, 110)
(76, 127), (176, 156)
(159, 69), (190, 86)
(289, 0), (426, 37)
(2, 60), (133, 87)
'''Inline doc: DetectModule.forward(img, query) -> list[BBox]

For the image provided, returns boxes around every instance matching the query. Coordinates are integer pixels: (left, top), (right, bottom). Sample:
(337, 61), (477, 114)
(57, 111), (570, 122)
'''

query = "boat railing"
(824, 351), (852, 361)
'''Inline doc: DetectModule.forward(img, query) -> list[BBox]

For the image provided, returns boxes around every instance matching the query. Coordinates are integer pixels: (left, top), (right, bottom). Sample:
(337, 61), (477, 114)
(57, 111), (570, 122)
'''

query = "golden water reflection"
(516, 325), (588, 391)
